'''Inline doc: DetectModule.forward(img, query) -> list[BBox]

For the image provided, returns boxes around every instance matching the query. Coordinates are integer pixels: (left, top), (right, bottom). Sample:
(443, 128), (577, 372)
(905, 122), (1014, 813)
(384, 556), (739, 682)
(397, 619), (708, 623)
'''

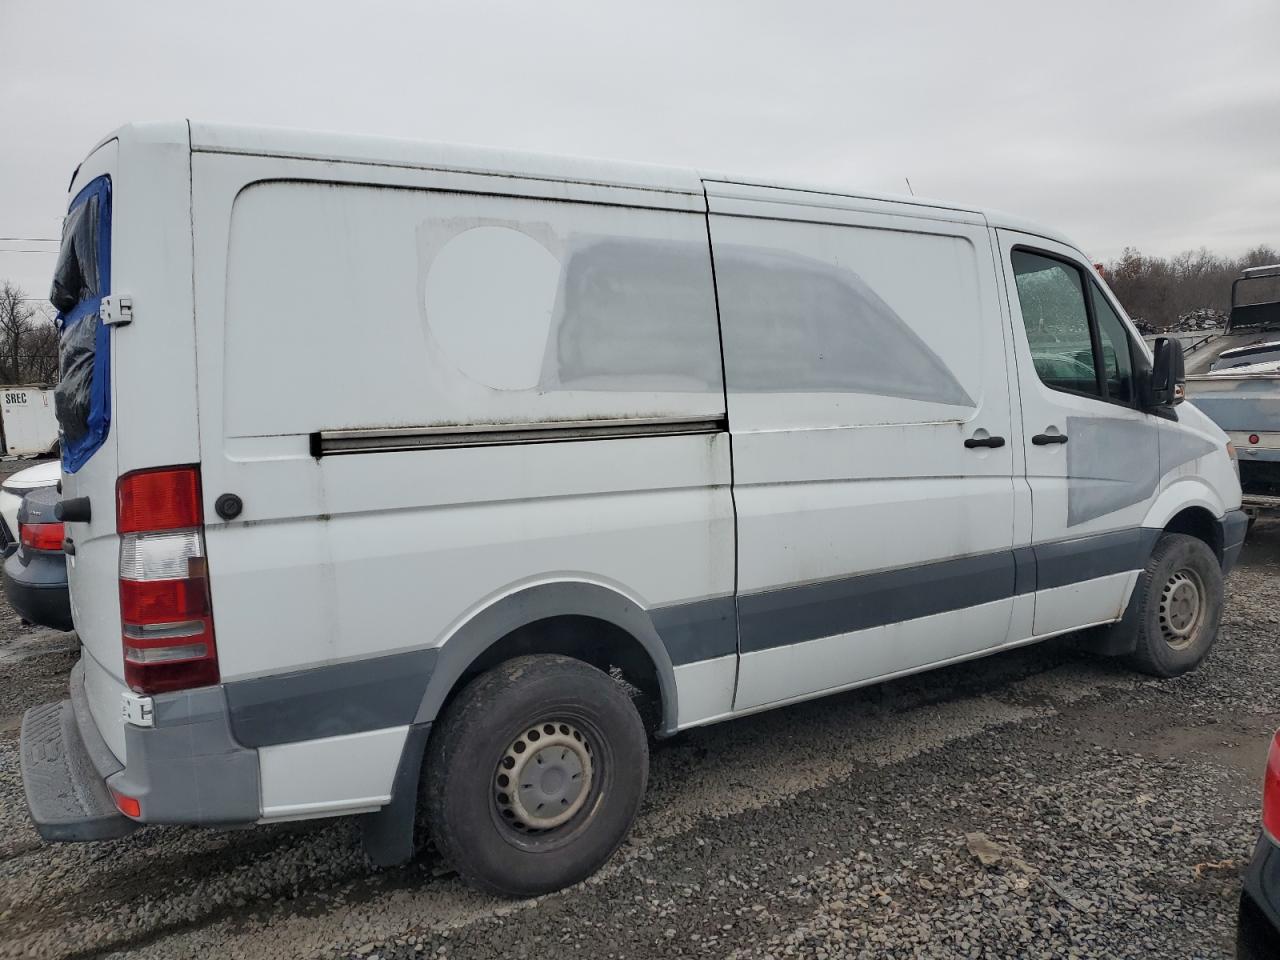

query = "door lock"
(214, 493), (243, 521)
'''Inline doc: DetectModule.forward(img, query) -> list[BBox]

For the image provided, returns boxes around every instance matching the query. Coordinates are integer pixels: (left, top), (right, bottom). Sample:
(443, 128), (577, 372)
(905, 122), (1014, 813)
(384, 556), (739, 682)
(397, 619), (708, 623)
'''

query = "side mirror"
(1147, 337), (1186, 409)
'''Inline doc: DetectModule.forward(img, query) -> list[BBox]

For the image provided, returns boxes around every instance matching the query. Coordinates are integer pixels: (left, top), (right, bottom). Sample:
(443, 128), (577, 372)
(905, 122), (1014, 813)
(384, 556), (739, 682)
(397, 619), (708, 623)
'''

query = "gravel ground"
(0, 493), (1276, 958)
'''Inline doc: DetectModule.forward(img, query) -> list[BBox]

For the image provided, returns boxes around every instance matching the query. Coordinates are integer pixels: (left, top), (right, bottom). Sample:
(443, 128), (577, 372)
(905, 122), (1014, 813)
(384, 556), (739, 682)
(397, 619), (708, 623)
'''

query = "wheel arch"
(415, 580), (680, 736)
(1160, 505), (1224, 562)
(1144, 479), (1227, 559)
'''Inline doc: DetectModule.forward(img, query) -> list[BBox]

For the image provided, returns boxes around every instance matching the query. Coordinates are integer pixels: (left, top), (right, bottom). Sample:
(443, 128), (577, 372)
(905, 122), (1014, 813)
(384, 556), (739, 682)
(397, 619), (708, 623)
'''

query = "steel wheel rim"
(1158, 567), (1205, 651)
(493, 720), (594, 834)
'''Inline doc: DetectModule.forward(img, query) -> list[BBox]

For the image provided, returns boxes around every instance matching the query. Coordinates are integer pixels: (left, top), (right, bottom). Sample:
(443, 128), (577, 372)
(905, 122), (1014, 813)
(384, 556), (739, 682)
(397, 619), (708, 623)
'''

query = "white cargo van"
(21, 122), (1247, 896)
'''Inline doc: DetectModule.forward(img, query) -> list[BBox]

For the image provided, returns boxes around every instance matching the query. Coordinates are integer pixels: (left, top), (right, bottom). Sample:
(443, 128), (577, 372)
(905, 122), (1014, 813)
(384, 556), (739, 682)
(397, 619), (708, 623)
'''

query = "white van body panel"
(258, 725), (409, 820)
(37, 123), (1243, 836)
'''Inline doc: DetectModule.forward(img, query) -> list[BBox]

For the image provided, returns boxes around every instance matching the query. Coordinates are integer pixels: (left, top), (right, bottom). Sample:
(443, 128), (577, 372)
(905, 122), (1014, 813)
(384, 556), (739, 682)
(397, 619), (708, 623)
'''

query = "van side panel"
(191, 156), (735, 813)
(707, 184), (1018, 711)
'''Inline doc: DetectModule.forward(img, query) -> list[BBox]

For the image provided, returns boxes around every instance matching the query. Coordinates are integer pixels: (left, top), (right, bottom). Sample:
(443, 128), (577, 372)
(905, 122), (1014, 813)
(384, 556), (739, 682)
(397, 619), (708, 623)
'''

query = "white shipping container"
(1, 387), (59, 457)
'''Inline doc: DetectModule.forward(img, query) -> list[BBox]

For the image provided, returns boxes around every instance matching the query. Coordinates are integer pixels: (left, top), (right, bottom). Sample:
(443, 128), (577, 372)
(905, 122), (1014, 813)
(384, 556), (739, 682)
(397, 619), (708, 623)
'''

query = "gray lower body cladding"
(22, 660), (260, 839)
(107, 683), (260, 825)
(221, 525), (1175, 745)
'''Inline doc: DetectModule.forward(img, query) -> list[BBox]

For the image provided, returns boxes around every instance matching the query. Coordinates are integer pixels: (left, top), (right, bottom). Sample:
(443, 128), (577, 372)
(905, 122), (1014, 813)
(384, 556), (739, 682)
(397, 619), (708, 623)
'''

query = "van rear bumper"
(20, 661), (261, 840)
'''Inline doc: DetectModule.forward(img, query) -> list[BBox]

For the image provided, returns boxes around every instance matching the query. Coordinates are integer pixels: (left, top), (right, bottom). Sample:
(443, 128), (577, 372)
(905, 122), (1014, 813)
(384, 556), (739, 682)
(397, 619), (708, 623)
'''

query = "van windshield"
(50, 176), (112, 471)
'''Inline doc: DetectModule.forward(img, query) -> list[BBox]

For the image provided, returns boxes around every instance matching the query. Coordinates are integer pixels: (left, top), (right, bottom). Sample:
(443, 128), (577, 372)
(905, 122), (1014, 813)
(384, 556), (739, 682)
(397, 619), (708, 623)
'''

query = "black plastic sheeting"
(50, 176), (111, 470)
(50, 195), (100, 313)
(54, 312), (99, 446)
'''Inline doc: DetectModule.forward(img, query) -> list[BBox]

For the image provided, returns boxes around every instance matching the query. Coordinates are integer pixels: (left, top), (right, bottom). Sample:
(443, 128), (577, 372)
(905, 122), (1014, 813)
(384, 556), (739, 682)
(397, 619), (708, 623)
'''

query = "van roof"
(92, 121), (1084, 252)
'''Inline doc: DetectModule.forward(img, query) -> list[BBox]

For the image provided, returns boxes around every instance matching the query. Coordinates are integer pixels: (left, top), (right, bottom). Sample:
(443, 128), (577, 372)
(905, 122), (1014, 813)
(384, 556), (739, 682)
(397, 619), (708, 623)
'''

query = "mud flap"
(1077, 576), (1144, 657)
(359, 722), (431, 868)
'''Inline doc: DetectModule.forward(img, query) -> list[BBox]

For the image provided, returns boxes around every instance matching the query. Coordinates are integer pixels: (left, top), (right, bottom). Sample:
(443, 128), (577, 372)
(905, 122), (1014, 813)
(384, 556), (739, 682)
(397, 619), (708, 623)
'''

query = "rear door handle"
(964, 435), (1006, 449)
(1032, 433), (1069, 445)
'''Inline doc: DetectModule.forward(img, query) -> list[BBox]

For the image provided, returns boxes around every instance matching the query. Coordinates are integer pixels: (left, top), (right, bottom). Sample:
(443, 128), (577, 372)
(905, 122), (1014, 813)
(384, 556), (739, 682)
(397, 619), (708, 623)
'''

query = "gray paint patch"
(423, 222), (725, 396)
(225, 649), (437, 748)
(542, 237), (726, 392)
(715, 245), (974, 407)
(1158, 424), (1221, 475)
(1065, 416), (1159, 527)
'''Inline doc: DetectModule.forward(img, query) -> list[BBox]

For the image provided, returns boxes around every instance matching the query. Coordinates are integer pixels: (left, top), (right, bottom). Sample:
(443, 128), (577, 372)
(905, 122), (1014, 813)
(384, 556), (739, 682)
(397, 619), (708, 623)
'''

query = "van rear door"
(55, 124), (201, 763)
(54, 141), (126, 758)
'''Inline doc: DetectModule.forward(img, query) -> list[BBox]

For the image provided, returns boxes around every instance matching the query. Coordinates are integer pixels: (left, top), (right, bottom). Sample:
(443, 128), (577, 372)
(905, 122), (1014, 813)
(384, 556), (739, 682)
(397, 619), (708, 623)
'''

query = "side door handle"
(1032, 433), (1069, 445)
(964, 435), (1006, 449)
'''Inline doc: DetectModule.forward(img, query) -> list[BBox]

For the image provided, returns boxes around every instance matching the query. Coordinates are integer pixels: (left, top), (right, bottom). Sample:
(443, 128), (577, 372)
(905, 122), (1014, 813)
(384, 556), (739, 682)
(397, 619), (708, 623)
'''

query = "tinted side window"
(1011, 250), (1099, 397)
(1090, 284), (1134, 404)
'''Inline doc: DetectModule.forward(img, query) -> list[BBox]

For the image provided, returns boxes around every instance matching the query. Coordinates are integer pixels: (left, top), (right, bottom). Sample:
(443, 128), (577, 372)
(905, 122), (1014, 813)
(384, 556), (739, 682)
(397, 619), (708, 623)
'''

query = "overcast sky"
(2, 0), (1277, 300)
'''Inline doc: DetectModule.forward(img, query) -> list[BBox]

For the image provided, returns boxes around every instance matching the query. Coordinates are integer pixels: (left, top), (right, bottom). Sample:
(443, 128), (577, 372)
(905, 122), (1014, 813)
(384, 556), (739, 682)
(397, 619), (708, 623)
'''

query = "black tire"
(423, 655), (648, 897)
(1126, 532), (1223, 678)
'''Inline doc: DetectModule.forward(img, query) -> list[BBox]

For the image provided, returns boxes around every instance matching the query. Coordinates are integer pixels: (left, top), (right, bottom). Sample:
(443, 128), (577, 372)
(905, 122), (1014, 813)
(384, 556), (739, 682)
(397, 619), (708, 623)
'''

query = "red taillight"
(1249, 434), (1261, 446)
(20, 521), (65, 552)
(1264, 731), (1280, 842)
(117, 467), (202, 534)
(116, 466), (218, 694)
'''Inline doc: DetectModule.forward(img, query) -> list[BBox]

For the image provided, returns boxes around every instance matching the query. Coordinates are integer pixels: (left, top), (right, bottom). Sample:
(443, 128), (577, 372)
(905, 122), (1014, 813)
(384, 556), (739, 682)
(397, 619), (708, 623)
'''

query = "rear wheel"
(1126, 532), (1223, 677)
(423, 655), (648, 897)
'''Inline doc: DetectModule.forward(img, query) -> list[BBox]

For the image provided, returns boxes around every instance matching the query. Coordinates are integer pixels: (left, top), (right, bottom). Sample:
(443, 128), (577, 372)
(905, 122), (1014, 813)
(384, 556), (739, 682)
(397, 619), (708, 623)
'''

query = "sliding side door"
(708, 183), (1018, 711)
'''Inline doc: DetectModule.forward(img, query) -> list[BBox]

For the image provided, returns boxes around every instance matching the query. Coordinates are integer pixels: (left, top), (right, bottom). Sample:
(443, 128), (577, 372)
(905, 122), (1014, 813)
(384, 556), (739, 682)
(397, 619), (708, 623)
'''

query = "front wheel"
(423, 655), (648, 897)
(1126, 532), (1224, 678)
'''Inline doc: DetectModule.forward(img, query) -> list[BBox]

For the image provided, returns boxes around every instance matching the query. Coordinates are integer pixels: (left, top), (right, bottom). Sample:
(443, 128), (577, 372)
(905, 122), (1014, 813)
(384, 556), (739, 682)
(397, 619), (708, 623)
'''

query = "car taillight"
(1264, 731), (1280, 842)
(116, 466), (218, 694)
(20, 521), (64, 552)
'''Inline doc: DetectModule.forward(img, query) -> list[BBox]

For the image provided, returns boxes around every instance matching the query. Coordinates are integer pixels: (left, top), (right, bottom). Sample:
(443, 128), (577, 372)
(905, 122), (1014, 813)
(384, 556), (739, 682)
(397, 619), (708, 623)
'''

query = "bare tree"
(1104, 244), (1279, 329)
(0, 282), (37, 383)
(0, 282), (60, 384)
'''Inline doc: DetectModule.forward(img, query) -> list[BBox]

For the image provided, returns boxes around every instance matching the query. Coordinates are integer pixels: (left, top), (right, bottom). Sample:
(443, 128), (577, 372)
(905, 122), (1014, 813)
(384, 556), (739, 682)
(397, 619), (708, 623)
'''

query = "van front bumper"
(20, 660), (261, 840)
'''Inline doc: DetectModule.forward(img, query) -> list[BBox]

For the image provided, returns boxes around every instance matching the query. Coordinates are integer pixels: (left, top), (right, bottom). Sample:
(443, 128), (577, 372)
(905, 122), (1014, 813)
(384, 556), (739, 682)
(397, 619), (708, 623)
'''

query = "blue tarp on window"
(51, 176), (111, 473)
